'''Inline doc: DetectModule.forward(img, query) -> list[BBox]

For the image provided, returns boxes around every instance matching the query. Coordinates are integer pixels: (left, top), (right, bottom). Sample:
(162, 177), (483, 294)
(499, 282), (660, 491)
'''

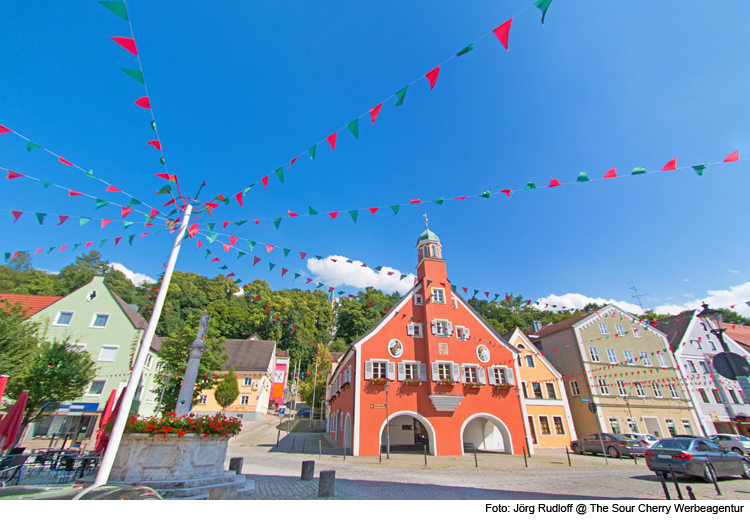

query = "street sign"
(712, 352), (750, 381)
(279, 408), (286, 415)
(371, 404), (386, 409)
(581, 398), (591, 402)
(587, 401), (597, 414)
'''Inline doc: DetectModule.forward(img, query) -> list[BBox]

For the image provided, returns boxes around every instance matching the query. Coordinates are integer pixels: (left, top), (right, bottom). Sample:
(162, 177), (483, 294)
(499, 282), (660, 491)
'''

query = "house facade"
(507, 328), (577, 448)
(657, 311), (750, 436)
(28, 275), (163, 442)
(269, 349), (289, 410)
(531, 305), (700, 441)
(327, 227), (529, 456)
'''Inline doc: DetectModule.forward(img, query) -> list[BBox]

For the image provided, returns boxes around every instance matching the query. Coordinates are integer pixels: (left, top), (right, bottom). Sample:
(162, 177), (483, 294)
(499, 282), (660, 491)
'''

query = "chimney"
(532, 321), (542, 333)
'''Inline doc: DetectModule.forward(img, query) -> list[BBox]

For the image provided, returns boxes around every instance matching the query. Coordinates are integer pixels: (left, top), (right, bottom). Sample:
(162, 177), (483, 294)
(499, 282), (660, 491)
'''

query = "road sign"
(712, 352), (750, 381)
(279, 408), (285, 415)
(587, 401), (597, 414)
(371, 404), (386, 409)
(581, 398), (591, 402)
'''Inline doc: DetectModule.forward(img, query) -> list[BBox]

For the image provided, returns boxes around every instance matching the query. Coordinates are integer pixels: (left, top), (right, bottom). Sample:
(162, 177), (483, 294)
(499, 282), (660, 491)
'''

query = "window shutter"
(446, 321), (453, 336)
(397, 362), (406, 381)
(465, 327), (470, 339)
(431, 362), (439, 381)
(419, 363), (427, 382)
(460, 365), (467, 383)
(387, 361), (396, 381)
(487, 367), (497, 385)
(451, 363), (461, 381)
(407, 324), (415, 336)
(364, 361), (373, 380)
(431, 320), (438, 335)
(504, 367), (515, 385)
(478, 367), (486, 385)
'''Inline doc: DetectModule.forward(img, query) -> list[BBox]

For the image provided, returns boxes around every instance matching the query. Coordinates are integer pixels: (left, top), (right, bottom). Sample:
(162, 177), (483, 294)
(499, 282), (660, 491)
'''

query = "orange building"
(327, 226), (530, 456)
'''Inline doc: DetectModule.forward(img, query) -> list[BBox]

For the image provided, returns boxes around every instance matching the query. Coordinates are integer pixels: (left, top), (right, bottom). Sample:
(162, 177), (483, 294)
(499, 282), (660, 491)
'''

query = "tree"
(298, 346), (332, 415)
(468, 293), (583, 335)
(0, 299), (41, 383)
(4, 340), (97, 430)
(335, 287), (400, 345)
(213, 366), (239, 411)
(717, 308), (750, 327)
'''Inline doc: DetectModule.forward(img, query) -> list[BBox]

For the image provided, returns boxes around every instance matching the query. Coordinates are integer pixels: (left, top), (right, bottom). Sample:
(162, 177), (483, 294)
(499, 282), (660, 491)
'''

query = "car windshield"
(645, 435), (657, 441)
(608, 434), (632, 442)
(653, 439), (692, 450)
(737, 436), (750, 442)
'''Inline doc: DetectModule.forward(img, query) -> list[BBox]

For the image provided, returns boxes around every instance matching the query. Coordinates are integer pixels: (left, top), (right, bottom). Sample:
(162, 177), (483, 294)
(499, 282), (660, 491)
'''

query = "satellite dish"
(712, 352), (750, 381)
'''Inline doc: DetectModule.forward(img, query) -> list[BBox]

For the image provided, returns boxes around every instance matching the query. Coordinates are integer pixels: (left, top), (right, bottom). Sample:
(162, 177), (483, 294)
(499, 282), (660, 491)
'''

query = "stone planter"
(109, 433), (229, 483)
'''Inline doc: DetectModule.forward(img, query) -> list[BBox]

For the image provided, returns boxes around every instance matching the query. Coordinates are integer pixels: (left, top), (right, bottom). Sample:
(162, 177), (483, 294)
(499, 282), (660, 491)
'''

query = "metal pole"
(668, 464), (683, 500)
(707, 463), (722, 496)
(594, 414), (608, 465)
(385, 382), (390, 460)
(84, 205), (193, 493)
(566, 445), (571, 466)
(423, 444), (427, 466)
(522, 446), (528, 467)
(311, 357), (318, 423)
(657, 472), (671, 499)
(379, 444), (382, 463)
(319, 440), (321, 457)
(473, 446), (478, 468)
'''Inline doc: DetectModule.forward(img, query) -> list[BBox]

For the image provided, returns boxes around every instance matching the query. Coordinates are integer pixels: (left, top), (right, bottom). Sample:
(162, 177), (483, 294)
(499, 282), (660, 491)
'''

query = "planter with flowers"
(493, 383), (514, 390)
(369, 378), (390, 385)
(463, 382), (483, 389)
(436, 379), (456, 387)
(402, 378), (423, 386)
(340, 381), (351, 390)
(107, 413), (242, 484)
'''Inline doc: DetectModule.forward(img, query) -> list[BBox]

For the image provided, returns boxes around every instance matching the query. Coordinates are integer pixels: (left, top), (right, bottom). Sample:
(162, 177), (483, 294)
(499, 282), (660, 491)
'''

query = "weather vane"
(423, 214), (428, 229)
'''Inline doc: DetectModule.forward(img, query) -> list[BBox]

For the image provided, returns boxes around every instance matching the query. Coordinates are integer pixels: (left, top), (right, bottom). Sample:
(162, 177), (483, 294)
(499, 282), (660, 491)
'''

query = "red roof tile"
(0, 293), (62, 317)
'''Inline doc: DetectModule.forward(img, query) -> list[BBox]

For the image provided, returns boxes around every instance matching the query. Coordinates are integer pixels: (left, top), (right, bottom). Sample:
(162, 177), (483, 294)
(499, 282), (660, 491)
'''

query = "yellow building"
(193, 337), (277, 421)
(507, 328), (577, 448)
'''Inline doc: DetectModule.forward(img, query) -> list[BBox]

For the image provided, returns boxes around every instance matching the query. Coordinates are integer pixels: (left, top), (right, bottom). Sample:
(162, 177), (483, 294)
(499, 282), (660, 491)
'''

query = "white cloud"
(535, 293), (645, 315)
(653, 281), (750, 317)
(729, 270), (740, 274)
(306, 255), (415, 295)
(110, 262), (156, 286)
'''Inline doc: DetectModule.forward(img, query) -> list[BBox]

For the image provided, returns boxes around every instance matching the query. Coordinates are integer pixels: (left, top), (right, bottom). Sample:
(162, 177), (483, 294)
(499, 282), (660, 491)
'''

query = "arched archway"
(344, 413), (352, 453)
(460, 413), (514, 454)
(378, 411), (437, 455)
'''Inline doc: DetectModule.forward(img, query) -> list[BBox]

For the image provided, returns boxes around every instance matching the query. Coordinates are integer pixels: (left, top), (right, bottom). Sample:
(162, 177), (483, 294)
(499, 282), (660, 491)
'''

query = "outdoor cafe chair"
(0, 455), (30, 487)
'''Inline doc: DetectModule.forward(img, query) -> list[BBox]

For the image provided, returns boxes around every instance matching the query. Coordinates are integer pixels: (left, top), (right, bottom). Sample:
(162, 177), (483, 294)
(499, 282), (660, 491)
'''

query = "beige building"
(531, 305), (700, 440)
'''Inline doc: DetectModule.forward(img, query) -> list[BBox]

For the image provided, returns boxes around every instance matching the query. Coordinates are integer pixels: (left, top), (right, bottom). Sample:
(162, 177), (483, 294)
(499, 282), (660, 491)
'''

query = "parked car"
(622, 433), (659, 448)
(0, 483), (162, 500)
(297, 408), (312, 418)
(645, 437), (750, 482)
(708, 434), (750, 456)
(570, 433), (646, 458)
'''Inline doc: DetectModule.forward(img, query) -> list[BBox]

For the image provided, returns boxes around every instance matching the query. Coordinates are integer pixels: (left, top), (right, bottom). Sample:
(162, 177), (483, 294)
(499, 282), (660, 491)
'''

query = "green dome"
(416, 228), (440, 246)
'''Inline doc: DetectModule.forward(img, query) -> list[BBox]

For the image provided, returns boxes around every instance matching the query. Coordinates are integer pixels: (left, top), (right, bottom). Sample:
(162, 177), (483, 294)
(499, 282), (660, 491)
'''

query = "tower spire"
(423, 214), (428, 230)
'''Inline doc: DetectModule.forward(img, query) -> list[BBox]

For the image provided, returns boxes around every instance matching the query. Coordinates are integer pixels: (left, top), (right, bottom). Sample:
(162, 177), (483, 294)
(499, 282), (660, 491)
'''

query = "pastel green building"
(27, 275), (163, 444)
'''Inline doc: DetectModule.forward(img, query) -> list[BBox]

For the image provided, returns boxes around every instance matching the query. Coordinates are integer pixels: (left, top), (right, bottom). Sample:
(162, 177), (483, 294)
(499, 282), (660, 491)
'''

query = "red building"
(327, 227), (531, 456)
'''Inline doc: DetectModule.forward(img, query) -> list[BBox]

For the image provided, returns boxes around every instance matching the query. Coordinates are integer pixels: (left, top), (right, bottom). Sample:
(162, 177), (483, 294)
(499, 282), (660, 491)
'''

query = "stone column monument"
(175, 311), (210, 417)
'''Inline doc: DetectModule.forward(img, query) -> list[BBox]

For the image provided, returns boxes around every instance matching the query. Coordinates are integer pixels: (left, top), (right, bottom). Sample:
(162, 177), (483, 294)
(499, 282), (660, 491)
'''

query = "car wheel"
(731, 447), (743, 455)
(741, 461), (750, 480)
(702, 464), (717, 483)
(572, 444), (582, 455)
(607, 446), (620, 458)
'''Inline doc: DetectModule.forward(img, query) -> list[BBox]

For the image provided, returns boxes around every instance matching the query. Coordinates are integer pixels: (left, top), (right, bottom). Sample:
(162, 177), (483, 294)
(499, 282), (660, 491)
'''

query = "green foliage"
(213, 366), (240, 410)
(298, 347), (332, 411)
(468, 294), (584, 335)
(329, 337), (349, 353)
(335, 287), (400, 344)
(5, 340), (97, 427)
(717, 308), (750, 326)
(0, 299), (41, 383)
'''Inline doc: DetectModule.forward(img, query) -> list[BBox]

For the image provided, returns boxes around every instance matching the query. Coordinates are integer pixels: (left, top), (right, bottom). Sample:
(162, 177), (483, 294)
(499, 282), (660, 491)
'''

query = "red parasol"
(94, 389), (126, 455)
(0, 375), (8, 404)
(0, 390), (28, 450)
(93, 390), (117, 454)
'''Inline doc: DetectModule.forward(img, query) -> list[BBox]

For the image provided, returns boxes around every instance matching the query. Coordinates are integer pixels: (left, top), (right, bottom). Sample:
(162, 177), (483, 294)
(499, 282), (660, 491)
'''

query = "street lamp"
(157, 372), (172, 415)
(385, 381), (390, 460)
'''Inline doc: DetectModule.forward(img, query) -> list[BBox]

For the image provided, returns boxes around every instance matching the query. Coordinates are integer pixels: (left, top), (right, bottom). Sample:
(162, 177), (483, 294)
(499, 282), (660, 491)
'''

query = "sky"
(2, 1), (750, 317)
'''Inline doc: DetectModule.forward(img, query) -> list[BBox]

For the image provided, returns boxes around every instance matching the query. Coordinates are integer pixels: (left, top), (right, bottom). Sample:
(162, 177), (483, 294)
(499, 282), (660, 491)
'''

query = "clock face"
(477, 345), (490, 363)
(86, 290), (97, 302)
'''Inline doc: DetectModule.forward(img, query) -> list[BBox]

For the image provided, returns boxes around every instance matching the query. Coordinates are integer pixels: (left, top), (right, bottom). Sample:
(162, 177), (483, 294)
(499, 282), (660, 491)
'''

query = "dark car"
(570, 433), (646, 458)
(297, 408), (312, 418)
(645, 437), (750, 482)
(0, 483), (162, 500)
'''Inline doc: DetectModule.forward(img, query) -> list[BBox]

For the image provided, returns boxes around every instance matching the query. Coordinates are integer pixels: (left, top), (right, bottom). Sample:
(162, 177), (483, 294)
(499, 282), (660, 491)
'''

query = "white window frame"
(70, 343), (86, 353)
(708, 339), (717, 351)
(653, 383), (663, 398)
(240, 395), (250, 406)
(487, 366), (514, 386)
(456, 326), (470, 341)
(681, 420), (694, 436)
(53, 311), (75, 327)
(252, 379), (260, 390)
(134, 384), (144, 401)
(665, 419), (677, 437)
(624, 350), (634, 365)
(243, 376), (253, 386)
(144, 353), (153, 369)
(525, 355), (535, 368)
(431, 319), (453, 337)
(606, 348), (618, 364)
(538, 416), (552, 435)
(615, 325), (625, 337)
(589, 347), (601, 363)
(431, 288), (445, 304)
(89, 313), (110, 329)
(197, 394), (208, 405)
(656, 353), (668, 368)
(461, 364), (481, 384)
(609, 417), (622, 434)
(626, 417), (639, 433)
(432, 361), (459, 382)
(452, 297), (458, 309)
(599, 323), (609, 335)
(569, 380), (580, 396)
(97, 345), (119, 362)
(552, 416), (566, 435)
(699, 361), (710, 374)
(407, 323), (423, 338)
(632, 327), (642, 339)
(545, 382), (557, 399)
(692, 339), (702, 349)
(86, 379), (107, 397)
(598, 379), (610, 395)
(640, 352), (652, 366)
(686, 360), (697, 373)
(617, 380), (628, 396)
(668, 383), (680, 399)
(634, 382), (646, 398)
(414, 294), (423, 306)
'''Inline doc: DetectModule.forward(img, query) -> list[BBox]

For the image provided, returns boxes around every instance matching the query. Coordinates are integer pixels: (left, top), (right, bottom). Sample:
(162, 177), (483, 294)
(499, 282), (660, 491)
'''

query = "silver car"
(645, 437), (750, 482)
(570, 433), (646, 458)
(708, 434), (750, 456)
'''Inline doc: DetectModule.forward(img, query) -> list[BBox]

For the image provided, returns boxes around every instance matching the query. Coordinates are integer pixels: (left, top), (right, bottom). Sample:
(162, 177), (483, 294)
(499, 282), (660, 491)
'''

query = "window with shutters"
(640, 352), (652, 366)
(461, 365), (485, 385)
(197, 394), (208, 405)
(532, 382), (544, 399)
(407, 323), (423, 338)
(624, 350), (634, 365)
(372, 361), (388, 379)
(489, 367), (506, 385)
(589, 347), (600, 362)
(403, 363), (418, 380)
(452, 297), (458, 309)
(456, 326), (470, 341)
(617, 380), (628, 396)
(432, 319), (452, 337)
(553, 416), (565, 435)
(431, 288), (445, 304)
(634, 382), (646, 397)
(606, 349), (618, 363)
(545, 382), (556, 399)
(569, 380), (580, 396)
(599, 323), (609, 335)
(598, 379), (610, 395)
(437, 362), (452, 381)
(414, 294), (423, 306)
(539, 416), (551, 435)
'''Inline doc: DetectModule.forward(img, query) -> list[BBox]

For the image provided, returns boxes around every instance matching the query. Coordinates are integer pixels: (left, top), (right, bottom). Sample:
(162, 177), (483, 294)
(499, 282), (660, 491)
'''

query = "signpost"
(587, 400), (608, 465)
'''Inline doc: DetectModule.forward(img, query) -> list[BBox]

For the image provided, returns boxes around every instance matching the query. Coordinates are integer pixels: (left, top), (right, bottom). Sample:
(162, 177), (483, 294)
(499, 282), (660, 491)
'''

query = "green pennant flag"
(308, 145), (317, 160)
(308, 206), (318, 215)
(275, 167), (284, 183)
(120, 68), (144, 84)
(156, 185), (172, 194)
(434, 198), (444, 205)
(128, 235), (135, 245)
(248, 241), (256, 251)
(316, 283), (324, 288)
(524, 182), (536, 189)
(80, 217), (90, 226)
(426, 280), (432, 287)
(85, 170), (95, 178)
(237, 251), (247, 259)
(36, 213), (46, 225)
(273, 218), (282, 230)
(346, 259), (353, 264)
(234, 220), (247, 226)
(494, 293), (500, 301)
(72, 243), (80, 251)
(375, 266), (383, 271)
(283, 248), (290, 257)
(41, 181), (53, 188)
(390, 205), (400, 215)
(219, 265), (228, 270)
(48, 247), (56, 254)
(692, 164), (707, 176)
(160, 157), (165, 165)
(577, 172), (589, 182)
(95, 199), (108, 209)
(167, 208), (178, 216)
(348, 210), (358, 223)
(400, 274), (407, 280)
(315, 256), (323, 260)
(456, 43), (474, 56)
(347, 119), (359, 139)
(206, 231), (219, 243)
(395, 86), (408, 106)
(269, 263), (276, 271)
(473, 289), (478, 297)
(26, 141), (41, 152)
(123, 221), (133, 229)
(151, 120), (157, 131)
(99, 1), (129, 20)
(534, 0), (553, 24)
(631, 167), (646, 175)
(204, 249), (211, 258)
(479, 189), (491, 198)
(99, 240), (106, 247)
(207, 223), (215, 231)
(293, 273), (301, 280)
(215, 196), (230, 205)
(128, 198), (142, 207)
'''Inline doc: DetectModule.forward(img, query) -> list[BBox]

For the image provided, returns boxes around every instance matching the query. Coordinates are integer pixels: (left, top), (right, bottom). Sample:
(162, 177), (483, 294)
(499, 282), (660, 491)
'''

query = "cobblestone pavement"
(229, 415), (750, 500)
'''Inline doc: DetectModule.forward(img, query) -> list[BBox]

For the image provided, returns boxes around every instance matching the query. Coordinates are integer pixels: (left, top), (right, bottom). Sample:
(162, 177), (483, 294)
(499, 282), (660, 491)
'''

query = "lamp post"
(157, 372), (172, 415)
(385, 381), (390, 459)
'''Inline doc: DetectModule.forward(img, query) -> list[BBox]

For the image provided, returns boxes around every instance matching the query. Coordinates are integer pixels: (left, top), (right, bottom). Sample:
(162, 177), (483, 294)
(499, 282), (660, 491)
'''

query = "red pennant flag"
(0, 124), (11, 134)
(154, 173), (176, 182)
(140, 232), (150, 239)
(235, 192), (243, 207)
(327, 132), (337, 151)
(604, 167), (617, 179)
(288, 210), (300, 217)
(196, 240), (203, 249)
(59, 245), (68, 253)
(149, 208), (160, 218)
(57, 215), (69, 225)
(369, 207), (378, 214)
(101, 219), (112, 228)
(370, 103), (383, 124)
(306, 278), (313, 284)
(229, 236), (238, 247)
(724, 150), (740, 162)
(425, 66), (440, 89)
(493, 19), (512, 50)
(111, 37), (137, 55)
(106, 185), (121, 192)
(662, 157), (677, 171)
(227, 272), (235, 278)
(115, 237), (122, 246)
(501, 189), (511, 197)
(221, 221), (230, 230)
(146, 140), (162, 150)
(329, 287), (335, 293)
(223, 243), (231, 252)
(7, 171), (24, 179)
(281, 268), (288, 276)
(387, 272), (394, 276)
(261, 175), (269, 189)
(163, 198), (176, 206)
(135, 97), (151, 109)
(485, 292), (489, 298)
(11, 211), (22, 222)
(59, 157), (73, 166)
(331, 259), (337, 262)
(121, 207), (133, 218)
(455, 196), (466, 200)
(35, 248), (44, 254)
(254, 219), (260, 225)
(328, 212), (338, 219)
(211, 257), (220, 262)
(549, 179), (561, 187)
(266, 244), (274, 253)
(462, 287), (468, 293)
(68, 190), (83, 197)
(288, 156), (298, 168)
(253, 256), (261, 266)
(410, 199), (421, 204)
(300, 252), (307, 260)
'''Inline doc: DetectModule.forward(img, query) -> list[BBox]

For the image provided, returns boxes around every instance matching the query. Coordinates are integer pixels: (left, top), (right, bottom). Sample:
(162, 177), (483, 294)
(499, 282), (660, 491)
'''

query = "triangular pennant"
(281, 268), (288, 276)
(479, 189), (491, 198)
(534, 0), (553, 24)
(347, 119), (359, 139)
(327, 132), (337, 151)
(293, 273), (301, 280)
(549, 179), (561, 187)
(692, 164), (706, 176)
(456, 43), (474, 56)
(79, 217), (90, 226)
(121, 221), (131, 229)
(101, 219), (112, 228)
(501, 189), (511, 197)
(577, 172), (589, 182)
(95, 199), (109, 210)
(348, 210), (358, 223)
(308, 145), (317, 160)
(253, 256), (261, 266)
(261, 175), (269, 189)
(273, 218), (282, 230)
(275, 167), (284, 183)
(35, 213), (46, 225)
(370, 103), (383, 124)
(283, 248), (290, 257)
(57, 215), (69, 225)
(328, 212), (339, 219)
(26, 141), (42, 152)
(59, 157), (73, 166)
(425, 66), (440, 90)
(524, 182), (536, 189)
(300, 252), (307, 260)
(631, 167), (646, 175)
(724, 150), (740, 162)
(100, 1), (129, 20)
(68, 190), (83, 197)
(134, 97), (151, 109)
(121, 68), (144, 84)
(269, 263), (276, 271)
(493, 19), (512, 50)
(662, 157), (677, 171)
(390, 205), (400, 215)
(121, 207), (133, 218)
(433, 198), (444, 205)
(394, 86), (408, 106)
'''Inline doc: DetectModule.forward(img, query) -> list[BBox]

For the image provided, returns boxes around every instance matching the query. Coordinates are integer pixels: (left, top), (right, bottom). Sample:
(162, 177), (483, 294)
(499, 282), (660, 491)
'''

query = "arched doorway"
(460, 413), (513, 454)
(378, 411), (436, 455)
(344, 413), (352, 453)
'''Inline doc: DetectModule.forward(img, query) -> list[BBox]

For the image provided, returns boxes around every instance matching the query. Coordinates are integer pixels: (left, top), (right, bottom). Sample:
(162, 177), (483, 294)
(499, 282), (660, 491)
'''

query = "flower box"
(436, 379), (456, 387)
(402, 378), (423, 386)
(463, 382), (483, 389)
(494, 383), (514, 390)
(369, 378), (390, 385)
(341, 381), (351, 389)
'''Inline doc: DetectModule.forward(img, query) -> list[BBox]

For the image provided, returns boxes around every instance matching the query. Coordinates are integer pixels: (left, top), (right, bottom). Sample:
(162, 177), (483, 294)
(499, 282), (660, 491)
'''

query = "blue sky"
(2, 1), (750, 316)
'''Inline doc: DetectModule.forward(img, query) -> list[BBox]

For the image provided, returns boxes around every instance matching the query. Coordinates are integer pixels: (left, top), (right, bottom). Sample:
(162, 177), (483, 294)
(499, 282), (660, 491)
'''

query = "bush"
(111, 413), (242, 438)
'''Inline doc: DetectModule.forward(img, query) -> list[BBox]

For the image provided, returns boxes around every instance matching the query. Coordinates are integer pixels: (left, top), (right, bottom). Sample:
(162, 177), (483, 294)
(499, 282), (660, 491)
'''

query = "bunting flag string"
(194, 151), (745, 228)
(199, 0), (554, 204)
(0, 207), (164, 229)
